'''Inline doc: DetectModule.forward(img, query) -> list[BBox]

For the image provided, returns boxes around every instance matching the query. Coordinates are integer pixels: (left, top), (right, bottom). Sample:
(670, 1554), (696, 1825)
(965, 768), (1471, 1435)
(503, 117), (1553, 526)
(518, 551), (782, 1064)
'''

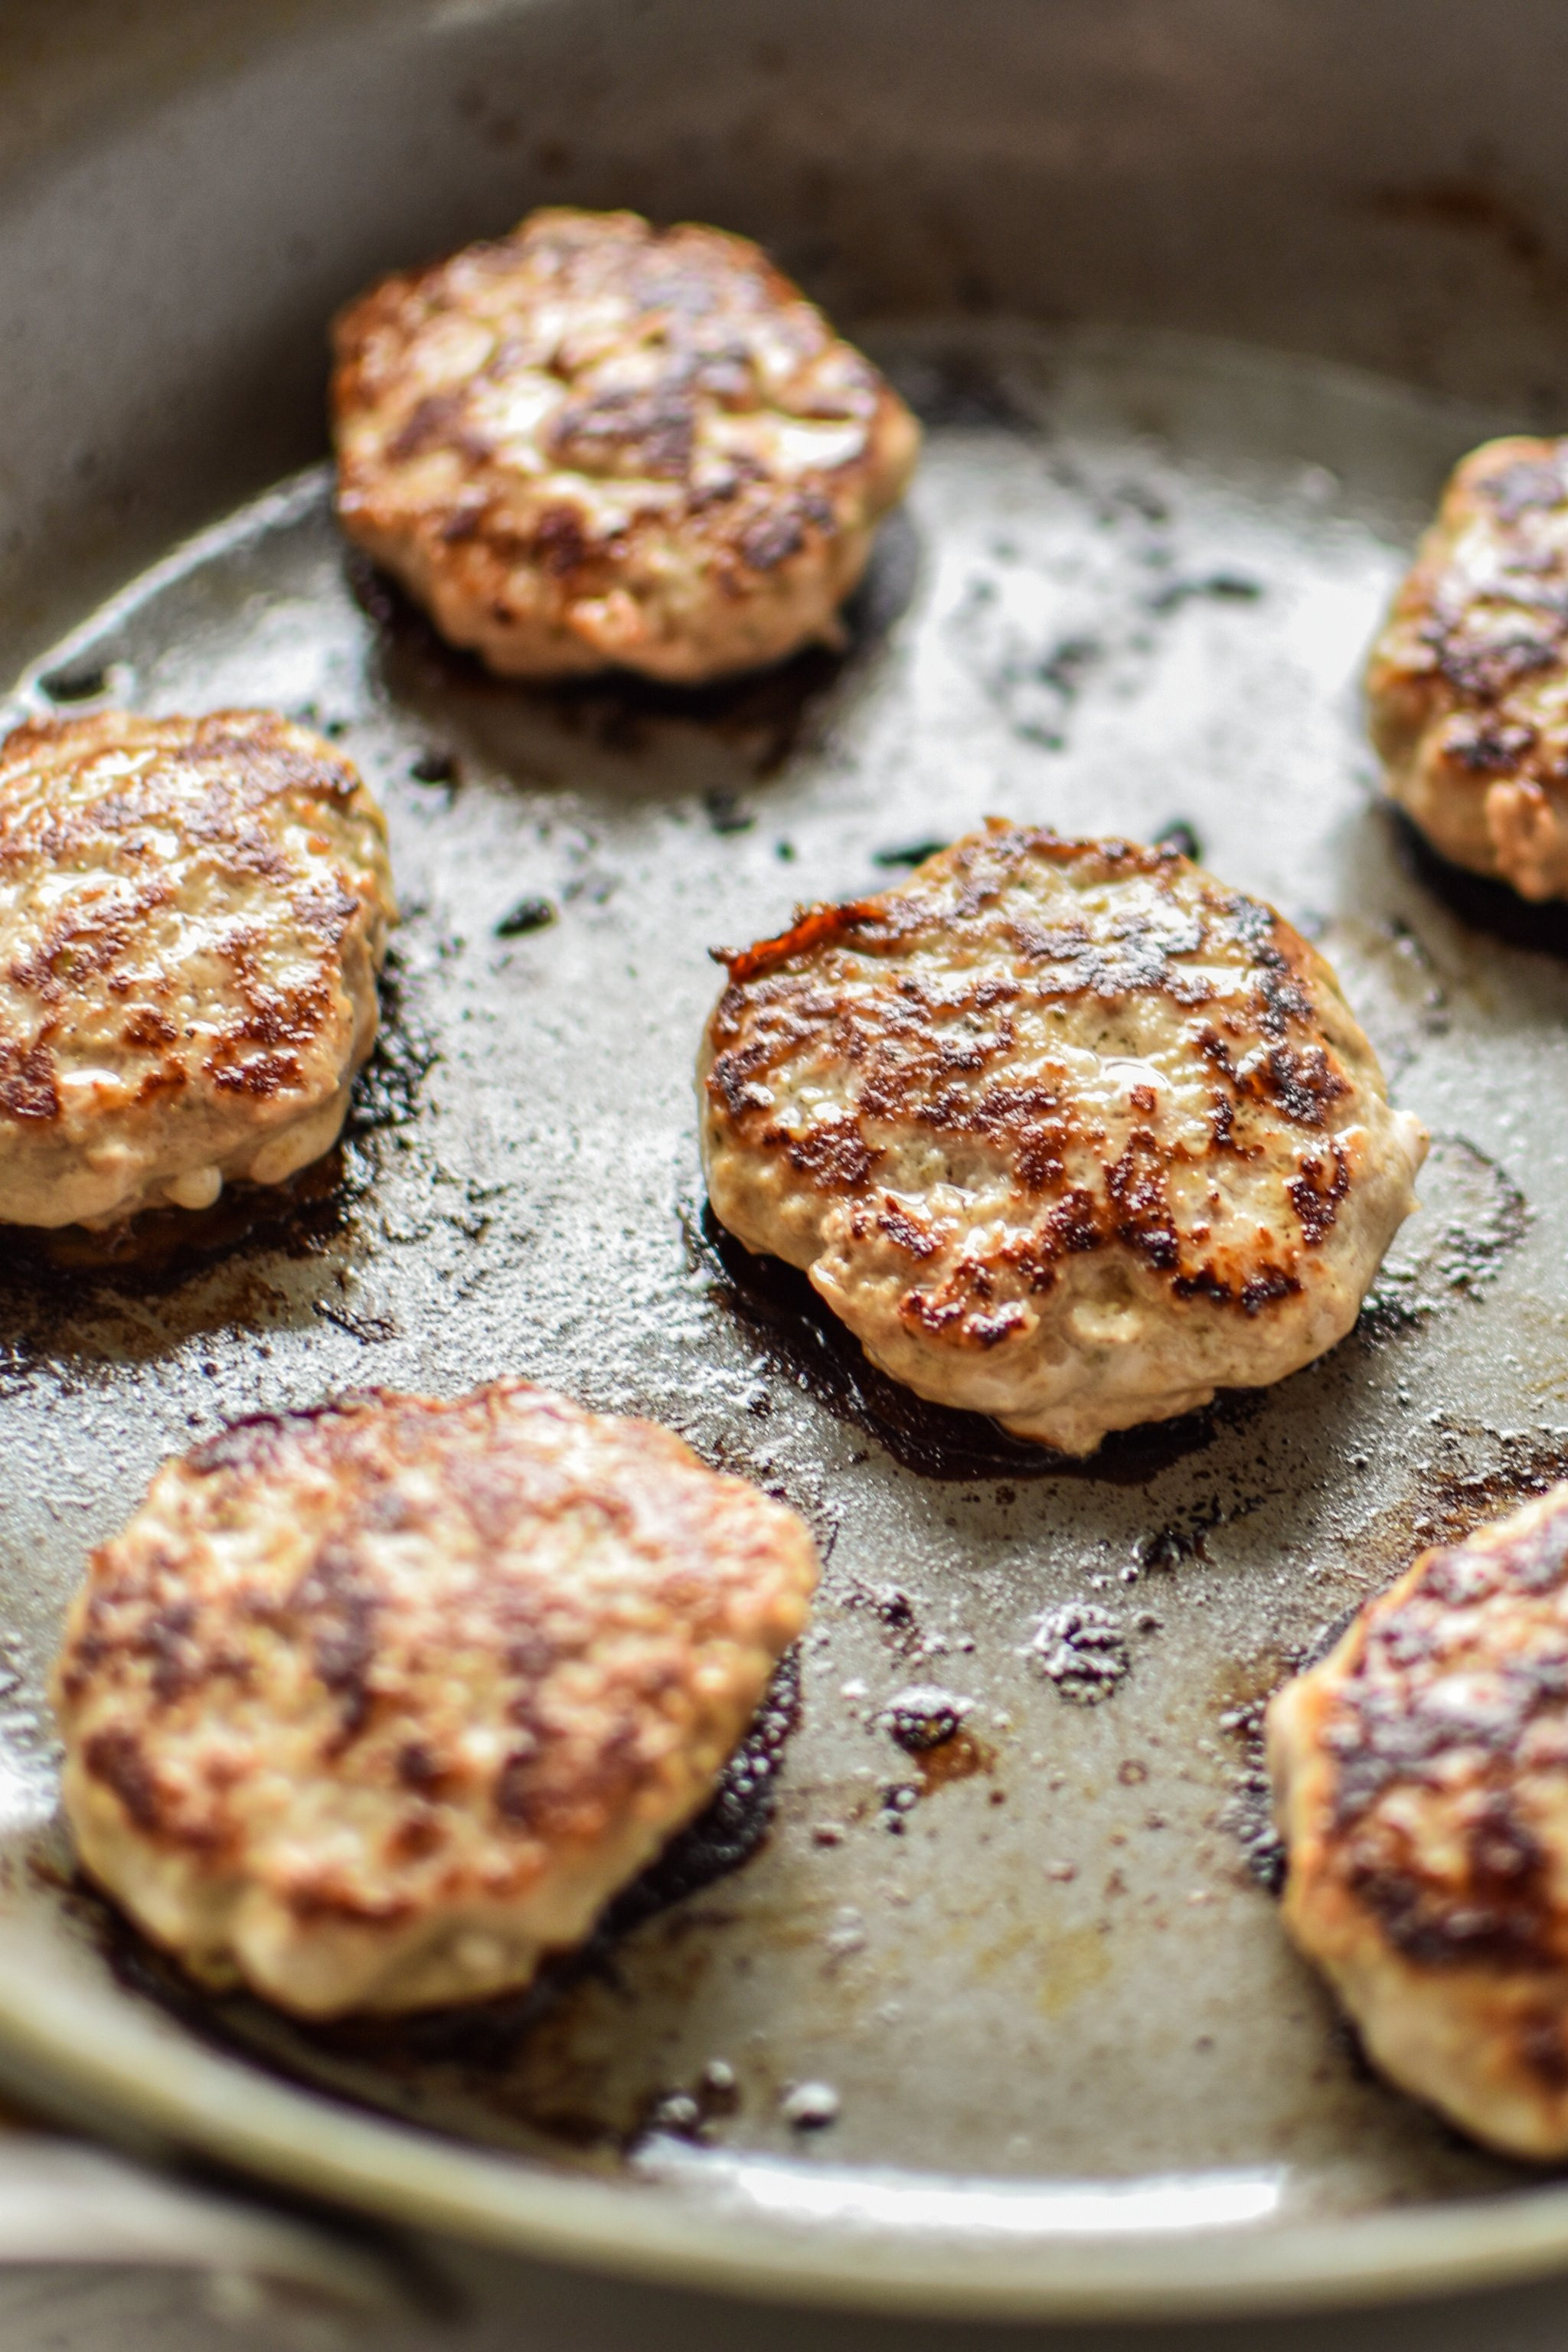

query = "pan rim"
(0, 1932), (1563, 2319)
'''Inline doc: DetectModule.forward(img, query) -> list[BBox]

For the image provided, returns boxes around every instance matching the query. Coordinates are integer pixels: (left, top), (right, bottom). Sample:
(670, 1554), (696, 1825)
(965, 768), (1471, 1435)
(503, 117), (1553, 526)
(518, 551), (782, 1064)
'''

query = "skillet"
(3, 0), (1568, 2319)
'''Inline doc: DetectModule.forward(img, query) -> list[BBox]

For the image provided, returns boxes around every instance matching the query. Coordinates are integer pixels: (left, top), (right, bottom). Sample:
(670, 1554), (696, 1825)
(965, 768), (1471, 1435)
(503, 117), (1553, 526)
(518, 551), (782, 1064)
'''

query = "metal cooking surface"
(0, 322), (1563, 2239)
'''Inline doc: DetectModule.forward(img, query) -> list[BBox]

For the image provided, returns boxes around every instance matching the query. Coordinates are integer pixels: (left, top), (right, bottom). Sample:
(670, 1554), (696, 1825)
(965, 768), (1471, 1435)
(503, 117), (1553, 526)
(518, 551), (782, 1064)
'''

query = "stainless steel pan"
(3, 0), (1568, 2321)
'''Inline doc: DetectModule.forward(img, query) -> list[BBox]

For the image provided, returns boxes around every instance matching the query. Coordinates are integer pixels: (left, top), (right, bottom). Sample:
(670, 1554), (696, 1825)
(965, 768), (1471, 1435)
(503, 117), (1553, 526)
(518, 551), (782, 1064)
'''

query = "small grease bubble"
(781, 2081), (841, 2130)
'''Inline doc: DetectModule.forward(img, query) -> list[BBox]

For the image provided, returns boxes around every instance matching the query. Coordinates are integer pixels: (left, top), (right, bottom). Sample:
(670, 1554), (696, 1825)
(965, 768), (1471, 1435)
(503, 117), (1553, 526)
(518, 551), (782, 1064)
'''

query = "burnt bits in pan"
(889, 349), (1041, 436)
(1358, 1133), (1528, 1340)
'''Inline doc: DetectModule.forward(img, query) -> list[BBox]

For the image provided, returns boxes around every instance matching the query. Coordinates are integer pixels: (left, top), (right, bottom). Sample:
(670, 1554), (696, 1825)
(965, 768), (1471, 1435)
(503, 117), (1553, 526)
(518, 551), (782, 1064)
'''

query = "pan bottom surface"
(0, 319), (1564, 2308)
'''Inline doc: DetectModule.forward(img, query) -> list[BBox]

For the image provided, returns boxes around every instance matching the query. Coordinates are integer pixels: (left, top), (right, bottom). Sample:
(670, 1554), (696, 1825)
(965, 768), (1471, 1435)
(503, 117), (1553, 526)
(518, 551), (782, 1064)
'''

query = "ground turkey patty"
(330, 205), (920, 683)
(51, 1382), (819, 2018)
(700, 822), (1427, 1455)
(1367, 435), (1568, 900)
(0, 707), (394, 1229)
(1270, 1485), (1568, 2158)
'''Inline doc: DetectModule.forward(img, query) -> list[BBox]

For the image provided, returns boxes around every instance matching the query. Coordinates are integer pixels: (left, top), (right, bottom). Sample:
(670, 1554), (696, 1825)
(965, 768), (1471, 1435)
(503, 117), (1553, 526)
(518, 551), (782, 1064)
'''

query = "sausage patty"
(700, 823), (1426, 1455)
(331, 206), (920, 683)
(1367, 435), (1568, 900)
(1271, 1485), (1568, 2158)
(52, 1382), (819, 2018)
(0, 708), (395, 1229)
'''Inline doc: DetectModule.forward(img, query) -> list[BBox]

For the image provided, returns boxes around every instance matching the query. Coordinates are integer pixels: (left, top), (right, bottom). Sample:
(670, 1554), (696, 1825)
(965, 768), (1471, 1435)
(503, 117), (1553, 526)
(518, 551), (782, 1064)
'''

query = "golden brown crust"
(1270, 1485), (1568, 2157)
(330, 207), (920, 682)
(0, 708), (395, 1227)
(51, 1382), (818, 2017)
(700, 823), (1426, 1454)
(1367, 436), (1568, 900)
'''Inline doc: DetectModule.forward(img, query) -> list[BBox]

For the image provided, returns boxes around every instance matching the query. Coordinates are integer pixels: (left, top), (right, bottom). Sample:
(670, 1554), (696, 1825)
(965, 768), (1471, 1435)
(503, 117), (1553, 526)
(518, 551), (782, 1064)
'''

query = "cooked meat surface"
(700, 822), (1426, 1455)
(330, 205), (919, 683)
(51, 1382), (818, 2018)
(1270, 1485), (1568, 2159)
(1367, 435), (1568, 900)
(0, 709), (395, 1229)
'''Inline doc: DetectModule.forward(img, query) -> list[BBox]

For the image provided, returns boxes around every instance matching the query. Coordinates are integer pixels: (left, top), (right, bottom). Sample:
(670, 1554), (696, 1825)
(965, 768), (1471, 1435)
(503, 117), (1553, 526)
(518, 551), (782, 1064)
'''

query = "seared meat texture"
(0, 709), (394, 1228)
(1367, 435), (1568, 900)
(331, 206), (920, 683)
(1271, 1485), (1568, 2158)
(700, 823), (1426, 1455)
(51, 1382), (818, 2018)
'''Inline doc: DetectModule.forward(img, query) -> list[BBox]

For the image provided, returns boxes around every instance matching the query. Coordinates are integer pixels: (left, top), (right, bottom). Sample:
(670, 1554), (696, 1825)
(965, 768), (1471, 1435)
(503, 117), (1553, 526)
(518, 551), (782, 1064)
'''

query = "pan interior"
(0, 318), (1563, 2246)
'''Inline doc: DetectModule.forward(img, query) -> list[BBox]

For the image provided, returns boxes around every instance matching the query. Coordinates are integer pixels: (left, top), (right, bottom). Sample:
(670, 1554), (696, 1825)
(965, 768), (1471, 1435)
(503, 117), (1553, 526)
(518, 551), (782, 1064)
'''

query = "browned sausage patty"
(331, 206), (920, 682)
(1271, 1484), (1568, 2158)
(0, 708), (394, 1228)
(700, 822), (1426, 1455)
(52, 1382), (819, 2017)
(1367, 435), (1568, 900)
